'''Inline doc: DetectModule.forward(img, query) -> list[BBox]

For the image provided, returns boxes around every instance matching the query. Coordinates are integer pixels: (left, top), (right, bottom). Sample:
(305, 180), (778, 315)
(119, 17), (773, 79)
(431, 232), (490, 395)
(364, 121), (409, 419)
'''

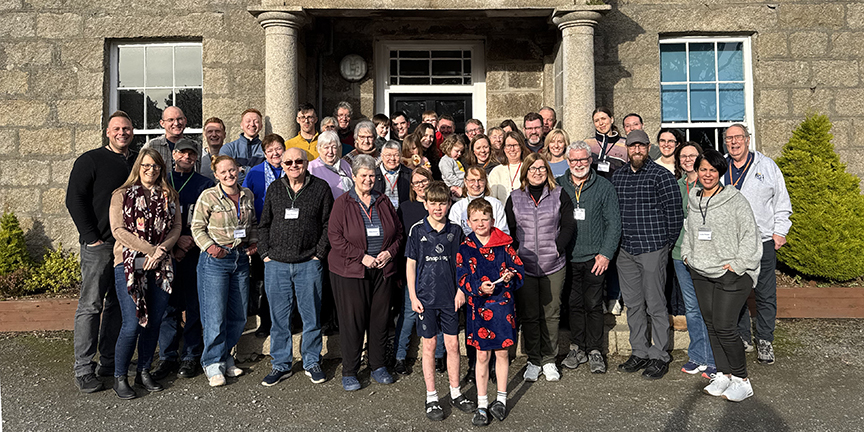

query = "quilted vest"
(510, 186), (566, 276)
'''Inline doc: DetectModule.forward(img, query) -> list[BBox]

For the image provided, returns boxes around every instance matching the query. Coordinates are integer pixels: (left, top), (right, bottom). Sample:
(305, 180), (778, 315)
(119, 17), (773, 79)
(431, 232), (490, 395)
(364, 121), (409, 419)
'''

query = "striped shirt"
(191, 184), (258, 251)
(349, 189), (384, 256)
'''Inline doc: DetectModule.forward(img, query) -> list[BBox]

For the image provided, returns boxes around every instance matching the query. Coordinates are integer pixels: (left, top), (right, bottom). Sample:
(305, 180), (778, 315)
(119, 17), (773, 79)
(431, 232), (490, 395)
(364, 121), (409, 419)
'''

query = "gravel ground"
(1, 319), (863, 432)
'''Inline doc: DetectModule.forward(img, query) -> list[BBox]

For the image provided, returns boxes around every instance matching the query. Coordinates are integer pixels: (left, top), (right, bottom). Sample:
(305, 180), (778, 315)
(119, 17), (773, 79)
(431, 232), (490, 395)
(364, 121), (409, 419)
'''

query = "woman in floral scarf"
(109, 148), (181, 399)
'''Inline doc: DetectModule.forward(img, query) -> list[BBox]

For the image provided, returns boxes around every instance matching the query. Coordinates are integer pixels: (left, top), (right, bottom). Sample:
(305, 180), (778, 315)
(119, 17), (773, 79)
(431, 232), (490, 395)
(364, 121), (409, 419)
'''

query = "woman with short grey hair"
(343, 121), (380, 167)
(309, 130), (353, 199)
(320, 116), (337, 133)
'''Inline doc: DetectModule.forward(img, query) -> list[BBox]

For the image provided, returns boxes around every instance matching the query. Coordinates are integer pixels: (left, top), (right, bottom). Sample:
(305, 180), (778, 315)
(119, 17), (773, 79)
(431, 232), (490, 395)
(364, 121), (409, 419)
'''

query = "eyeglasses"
(626, 143), (649, 149)
(141, 164), (161, 171)
(680, 154), (699, 160)
(411, 179), (429, 187)
(465, 179), (484, 184)
(357, 135), (375, 141)
(724, 135), (747, 143)
(658, 139), (677, 145)
(568, 157), (591, 165)
(297, 115), (316, 122)
(504, 144), (520, 149)
(528, 166), (547, 173)
(282, 159), (305, 167)
(465, 127), (483, 134)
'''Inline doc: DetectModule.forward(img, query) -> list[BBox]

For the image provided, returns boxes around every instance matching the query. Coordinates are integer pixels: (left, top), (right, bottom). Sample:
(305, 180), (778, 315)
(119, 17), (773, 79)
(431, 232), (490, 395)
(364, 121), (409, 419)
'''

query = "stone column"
(553, 6), (610, 140)
(253, 9), (306, 137)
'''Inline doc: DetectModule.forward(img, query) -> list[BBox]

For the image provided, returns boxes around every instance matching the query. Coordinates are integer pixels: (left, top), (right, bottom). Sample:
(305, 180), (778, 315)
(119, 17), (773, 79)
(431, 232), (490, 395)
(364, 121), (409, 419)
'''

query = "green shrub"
(24, 245), (81, 294)
(0, 211), (32, 276)
(776, 113), (864, 281)
(0, 267), (31, 298)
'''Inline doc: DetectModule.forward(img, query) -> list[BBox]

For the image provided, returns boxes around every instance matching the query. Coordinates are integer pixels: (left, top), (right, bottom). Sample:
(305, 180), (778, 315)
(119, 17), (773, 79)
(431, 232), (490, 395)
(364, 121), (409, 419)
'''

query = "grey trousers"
(617, 246), (671, 362)
(73, 241), (122, 376)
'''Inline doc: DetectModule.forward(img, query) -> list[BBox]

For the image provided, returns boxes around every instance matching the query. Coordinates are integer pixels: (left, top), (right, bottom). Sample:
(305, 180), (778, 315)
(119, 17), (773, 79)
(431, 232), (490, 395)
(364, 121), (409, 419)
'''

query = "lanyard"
(698, 186), (723, 225)
(284, 178), (305, 208)
(359, 199), (375, 224)
(383, 171), (398, 194)
(728, 154), (753, 188)
(598, 134), (611, 160)
(170, 172), (194, 193)
(220, 184), (242, 221)
(686, 178), (697, 196)
(509, 163), (522, 188)
(529, 188), (544, 207)
(573, 179), (585, 206)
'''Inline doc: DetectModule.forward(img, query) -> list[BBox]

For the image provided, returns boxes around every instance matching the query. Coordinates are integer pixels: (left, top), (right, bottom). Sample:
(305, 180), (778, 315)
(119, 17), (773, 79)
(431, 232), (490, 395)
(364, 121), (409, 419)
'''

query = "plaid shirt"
(191, 184), (258, 251)
(611, 159), (683, 255)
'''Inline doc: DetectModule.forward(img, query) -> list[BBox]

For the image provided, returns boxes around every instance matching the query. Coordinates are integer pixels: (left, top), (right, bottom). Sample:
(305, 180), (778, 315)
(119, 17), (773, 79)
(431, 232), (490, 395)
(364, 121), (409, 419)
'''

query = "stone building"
(1, 0), (862, 251)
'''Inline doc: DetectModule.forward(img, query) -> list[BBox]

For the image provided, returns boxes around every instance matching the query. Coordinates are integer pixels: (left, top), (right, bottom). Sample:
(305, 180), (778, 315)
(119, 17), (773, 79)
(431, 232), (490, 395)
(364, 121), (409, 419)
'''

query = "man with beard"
(610, 130), (683, 380)
(523, 112), (544, 153)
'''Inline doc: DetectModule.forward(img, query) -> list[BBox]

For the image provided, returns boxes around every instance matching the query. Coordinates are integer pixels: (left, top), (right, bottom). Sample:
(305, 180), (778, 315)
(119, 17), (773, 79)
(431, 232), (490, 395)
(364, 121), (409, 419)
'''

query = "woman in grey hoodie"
(681, 149), (762, 403)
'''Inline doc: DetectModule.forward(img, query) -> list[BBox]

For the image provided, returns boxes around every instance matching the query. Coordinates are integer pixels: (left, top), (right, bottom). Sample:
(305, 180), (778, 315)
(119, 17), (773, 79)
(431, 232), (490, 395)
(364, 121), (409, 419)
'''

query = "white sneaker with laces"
(225, 366), (244, 377)
(208, 374), (226, 387)
(542, 363), (560, 381)
(611, 301), (623, 316)
(523, 362), (541, 382)
(722, 375), (754, 402)
(703, 372), (730, 396)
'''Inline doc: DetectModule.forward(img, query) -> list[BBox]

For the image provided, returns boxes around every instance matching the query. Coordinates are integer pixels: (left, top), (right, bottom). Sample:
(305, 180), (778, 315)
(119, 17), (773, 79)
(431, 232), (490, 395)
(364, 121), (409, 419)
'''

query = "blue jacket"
(221, 133), (263, 185)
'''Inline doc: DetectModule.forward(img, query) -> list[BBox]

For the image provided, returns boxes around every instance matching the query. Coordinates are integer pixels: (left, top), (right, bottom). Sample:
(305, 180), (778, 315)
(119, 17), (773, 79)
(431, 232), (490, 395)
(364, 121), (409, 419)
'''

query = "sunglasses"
(282, 159), (305, 167)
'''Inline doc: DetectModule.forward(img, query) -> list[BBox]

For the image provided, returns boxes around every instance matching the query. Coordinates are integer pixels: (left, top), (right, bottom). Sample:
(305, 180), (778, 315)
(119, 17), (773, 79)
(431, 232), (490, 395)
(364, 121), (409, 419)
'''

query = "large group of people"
(66, 101), (792, 422)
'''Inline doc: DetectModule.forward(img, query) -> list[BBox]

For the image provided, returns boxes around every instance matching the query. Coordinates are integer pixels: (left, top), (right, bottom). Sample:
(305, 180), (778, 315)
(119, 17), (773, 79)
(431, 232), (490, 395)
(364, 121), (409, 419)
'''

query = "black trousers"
(330, 269), (393, 377)
(690, 270), (752, 378)
(568, 259), (606, 352)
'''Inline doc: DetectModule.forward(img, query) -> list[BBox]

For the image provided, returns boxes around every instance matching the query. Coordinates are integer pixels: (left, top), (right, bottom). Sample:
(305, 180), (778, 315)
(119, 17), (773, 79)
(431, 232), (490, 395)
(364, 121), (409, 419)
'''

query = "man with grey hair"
(539, 107), (557, 137)
(144, 106), (202, 171)
(334, 101), (355, 150)
(556, 140), (621, 374)
(720, 123), (792, 365)
(373, 140), (412, 209)
(342, 120), (380, 167)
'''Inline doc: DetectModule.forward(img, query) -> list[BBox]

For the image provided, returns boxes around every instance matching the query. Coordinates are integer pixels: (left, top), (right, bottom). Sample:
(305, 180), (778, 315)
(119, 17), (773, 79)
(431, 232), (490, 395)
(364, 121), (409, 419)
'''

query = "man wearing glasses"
(145, 106), (202, 172)
(464, 119), (485, 141)
(286, 103), (320, 160)
(721, 124), (792, 365)
(523, 112), (545, 153)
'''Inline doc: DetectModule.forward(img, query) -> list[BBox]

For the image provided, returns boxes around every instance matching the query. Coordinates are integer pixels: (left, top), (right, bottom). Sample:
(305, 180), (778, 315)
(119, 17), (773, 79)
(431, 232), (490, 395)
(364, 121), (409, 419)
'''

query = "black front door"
(389, 94), (473, 134)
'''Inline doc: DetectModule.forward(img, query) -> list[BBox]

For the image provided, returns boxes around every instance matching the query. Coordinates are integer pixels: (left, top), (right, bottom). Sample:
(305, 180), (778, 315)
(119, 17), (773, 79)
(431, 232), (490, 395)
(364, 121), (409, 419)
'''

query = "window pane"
(390, 77), (398, 85)
(431, 59), (462, 76)
(175, 88), (202, 128)
(400, 77), (429, 85)
(661, 84), (687, 122)
(690, 83), (716, 121)
(719, 83), (745, 121)
(390, 60), (397, 77)
(717, 42), (744, 81)
(431, 50), (462, 58)
(463, 50), (471, 59)
(399, 60), (429, 76)
(431, 77), (463, 85)
(130, 134), (148, 153)
(660, 43), (686, 82)
(145, 88), (173, 129)
(464, 77), (471, 85)
(399, 50), (428, 59)
(145, 46), (174, 87)
(688, 128), (722, 152)
(174, 46), (202, 86)
(118, 46), (145, 88)
(463, 60), (471, 75)
(389, 50), (397, 58)
(118, 89), (145, 129)
(688, 43), (716, 82)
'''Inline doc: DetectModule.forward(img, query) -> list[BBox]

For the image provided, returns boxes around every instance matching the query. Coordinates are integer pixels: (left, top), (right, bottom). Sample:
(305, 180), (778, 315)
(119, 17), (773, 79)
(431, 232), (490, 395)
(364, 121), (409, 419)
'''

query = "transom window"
(389, 50), (472, 86)
(108, 41), (203, 150)
(659, 37), (753, 151)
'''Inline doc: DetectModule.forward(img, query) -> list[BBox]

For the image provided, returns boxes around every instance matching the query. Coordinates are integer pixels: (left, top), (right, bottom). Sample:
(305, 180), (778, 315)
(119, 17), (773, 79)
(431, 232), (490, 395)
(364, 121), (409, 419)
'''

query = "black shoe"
(76, 373), (104, 393)
(435, 358), (446, 373)
(177, 360), (199, 378)
(489, 400), (507, 421)
(463, 367), (476, 384)
(451, 394), (477, 413)
(472, 408), (490, 426)
(113, 376), (136, 400)
(135, 370), (164, 392)
(425, 400), (445, 421)
(150, 360), (179, 381)
(255, 325), (270, 338)
(617, 355), (651, 373)
(641, 359), (669, 380)
(96, 365), (114, 377)
(394, 359), (409, 375)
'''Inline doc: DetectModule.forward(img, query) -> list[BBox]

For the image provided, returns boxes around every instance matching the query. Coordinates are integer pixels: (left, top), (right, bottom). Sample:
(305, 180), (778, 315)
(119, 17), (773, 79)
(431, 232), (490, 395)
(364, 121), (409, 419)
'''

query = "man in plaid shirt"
(611, 130), (683, 380)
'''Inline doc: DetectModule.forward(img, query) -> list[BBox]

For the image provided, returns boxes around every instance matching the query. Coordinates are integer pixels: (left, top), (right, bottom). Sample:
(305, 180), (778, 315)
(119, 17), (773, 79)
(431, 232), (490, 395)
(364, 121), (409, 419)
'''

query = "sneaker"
(178, 360), (199, 378)
(304, 363), (326, 384)
(435, 357), (447, 373)
(742, 337), (755, 353)
(757, 339), (775, 364)
(150, 359), (179, 381)
(472, 408), (490, 426)
(542, 363), (560, 381)
(617, 355), (650, 373)
(450, 394), (477, 413)
(225, 366), (244, 377)
(371, 366), (394, 384)
(76, 373), (104, 393)
(425, 400), (445, 421)
(394, 359), (409, 375)
(588, 350), (606, 374)
(523, 361), (541, 382)
(342, 376), (361, 391)
(703, 372), (730, 396)
(721, 375), (754, 402)
(489, 400), (507, 421)
(208, 374), (226, 387)
(562, 345), (588, 369)
(96, 365), (114, 377)
(611, 301), (623, 315)
(261, 368), (292, 387)
(681, 361), (707, 375)
(641, 359), (669, 380)
(701, 366), (718, 379)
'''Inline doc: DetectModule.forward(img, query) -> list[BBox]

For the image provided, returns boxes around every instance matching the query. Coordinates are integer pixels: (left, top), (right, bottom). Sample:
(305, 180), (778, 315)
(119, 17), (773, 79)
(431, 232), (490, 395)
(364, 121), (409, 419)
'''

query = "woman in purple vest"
(504, 152), (576, 382)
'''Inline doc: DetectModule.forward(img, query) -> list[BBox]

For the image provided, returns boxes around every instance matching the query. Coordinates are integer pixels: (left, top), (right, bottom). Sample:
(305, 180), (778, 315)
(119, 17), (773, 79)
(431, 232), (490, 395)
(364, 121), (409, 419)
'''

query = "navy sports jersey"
(405, 217), (464, 310)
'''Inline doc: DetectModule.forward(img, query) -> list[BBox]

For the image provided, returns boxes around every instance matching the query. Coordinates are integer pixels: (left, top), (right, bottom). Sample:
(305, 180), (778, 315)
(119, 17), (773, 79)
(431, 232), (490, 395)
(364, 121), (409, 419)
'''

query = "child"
(401, 134), (431, 170)
(372, 113), (390, 150)
(438, 135), (466, 198)
(422, 110), (445, 147)
(457, 198), (523, 426)
(406, 181), (475, 421)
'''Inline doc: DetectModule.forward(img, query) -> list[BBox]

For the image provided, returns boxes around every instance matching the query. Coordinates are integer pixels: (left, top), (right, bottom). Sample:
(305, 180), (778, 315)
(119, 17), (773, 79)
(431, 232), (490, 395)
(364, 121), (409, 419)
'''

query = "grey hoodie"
(680, 186), (762, 287)
(722, 150), (792, 242)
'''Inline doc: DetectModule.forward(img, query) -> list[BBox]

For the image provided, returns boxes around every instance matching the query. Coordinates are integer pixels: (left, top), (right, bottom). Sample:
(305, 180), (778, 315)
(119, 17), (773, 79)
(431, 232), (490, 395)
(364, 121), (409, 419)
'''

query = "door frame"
(374, 40), (486, 127)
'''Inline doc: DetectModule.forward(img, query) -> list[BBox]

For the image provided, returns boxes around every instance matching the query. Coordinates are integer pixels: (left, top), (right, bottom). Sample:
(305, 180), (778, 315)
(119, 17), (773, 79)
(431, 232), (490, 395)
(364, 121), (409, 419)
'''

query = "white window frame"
(659, 36), (755, 150)
(108, 41), (203, 139)
(375, 40), (486, 127)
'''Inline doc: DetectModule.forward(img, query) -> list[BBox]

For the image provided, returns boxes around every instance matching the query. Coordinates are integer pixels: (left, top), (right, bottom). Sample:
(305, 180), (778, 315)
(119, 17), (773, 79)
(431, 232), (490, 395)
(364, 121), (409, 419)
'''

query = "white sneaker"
(722, 375), (754, 402)
(208, 374), (226, 387)
(225, 366), (244, 377)
(703, 372), (730, 396)
(542, 363), (560, 382)
(523, 362), (541, 382)
(611, 301), (623, 316)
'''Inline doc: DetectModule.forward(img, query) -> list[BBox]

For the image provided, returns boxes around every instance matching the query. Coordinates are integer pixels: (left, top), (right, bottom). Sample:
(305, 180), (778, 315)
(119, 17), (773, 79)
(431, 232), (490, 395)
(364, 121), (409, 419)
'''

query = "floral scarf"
(121, 184), (175, 327)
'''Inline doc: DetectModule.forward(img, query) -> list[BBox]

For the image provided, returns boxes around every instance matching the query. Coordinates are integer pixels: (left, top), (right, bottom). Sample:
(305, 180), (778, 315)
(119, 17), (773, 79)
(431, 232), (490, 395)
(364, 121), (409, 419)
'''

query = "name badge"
(573, 208), (586, 220)
(234, 228), (247, 239)
(597, 161), (610, 172)
(285, 208), (300, 219)
(134, 257), (146, 270)
(366, 227), (381, 237)
(698, 227), (712, 241)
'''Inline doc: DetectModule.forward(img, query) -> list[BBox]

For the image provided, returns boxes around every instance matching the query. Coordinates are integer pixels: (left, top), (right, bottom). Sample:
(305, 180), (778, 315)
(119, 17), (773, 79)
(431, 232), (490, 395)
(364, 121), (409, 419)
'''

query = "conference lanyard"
(698, 186), (723, 225)
(170, 172), (193, 193)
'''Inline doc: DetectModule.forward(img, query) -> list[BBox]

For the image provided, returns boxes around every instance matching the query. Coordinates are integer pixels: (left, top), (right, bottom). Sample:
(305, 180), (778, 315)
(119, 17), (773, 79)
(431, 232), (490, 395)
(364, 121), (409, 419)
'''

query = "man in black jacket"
(373, 140), (412, 209)
(66, 111), (138, 393)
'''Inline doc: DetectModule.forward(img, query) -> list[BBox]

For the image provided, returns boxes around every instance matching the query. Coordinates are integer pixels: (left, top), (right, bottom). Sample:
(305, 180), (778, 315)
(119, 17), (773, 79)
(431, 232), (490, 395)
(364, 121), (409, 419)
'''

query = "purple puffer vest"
(510, 187), (566, 277)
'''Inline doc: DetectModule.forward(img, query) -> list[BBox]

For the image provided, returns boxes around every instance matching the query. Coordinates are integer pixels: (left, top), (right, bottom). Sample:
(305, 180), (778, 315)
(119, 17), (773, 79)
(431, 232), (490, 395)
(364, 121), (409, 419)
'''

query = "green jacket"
(556, 170), (621, 263)
(672, 176), (700, 260)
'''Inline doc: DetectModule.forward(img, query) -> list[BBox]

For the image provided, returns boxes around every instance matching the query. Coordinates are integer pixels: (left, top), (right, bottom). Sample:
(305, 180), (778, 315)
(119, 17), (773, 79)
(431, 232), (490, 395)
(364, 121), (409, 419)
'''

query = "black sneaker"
(463, 367), (476, 384)
(435, 357), (447, 373)
(150, 359), (179, 381)
(394, 359), (409, 375)
(489, 400), (507, 421)
(261, 368), (292, 387)
(451, 394), (477, 413)
(472, 408), (490, 426)
(641, 359), (669, 380)
(617, 355), (651, 373)
(425, 401), (445, 421)
(177, 360), (199, 378)
(562, 345), (588, 369)
(76, 373), (104, 393)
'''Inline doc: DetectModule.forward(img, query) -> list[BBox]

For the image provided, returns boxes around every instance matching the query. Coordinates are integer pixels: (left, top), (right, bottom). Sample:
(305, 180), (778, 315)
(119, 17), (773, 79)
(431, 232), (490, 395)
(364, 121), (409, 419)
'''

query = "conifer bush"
(0, 211), (31, 276)
(775, 113), (864, 281)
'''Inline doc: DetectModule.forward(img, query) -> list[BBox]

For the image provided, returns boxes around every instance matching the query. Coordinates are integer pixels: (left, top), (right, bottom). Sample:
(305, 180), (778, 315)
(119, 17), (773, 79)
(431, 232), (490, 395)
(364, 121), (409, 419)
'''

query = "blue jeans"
(264, 258), (323, 371)
(157, 255), (203, 362)
(674, 259), (715, 367)
(74, 241), (122, 377)
(113, 265), (171, 377)
(393, 286), (444, 360)
(197, 248), (250, 378)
